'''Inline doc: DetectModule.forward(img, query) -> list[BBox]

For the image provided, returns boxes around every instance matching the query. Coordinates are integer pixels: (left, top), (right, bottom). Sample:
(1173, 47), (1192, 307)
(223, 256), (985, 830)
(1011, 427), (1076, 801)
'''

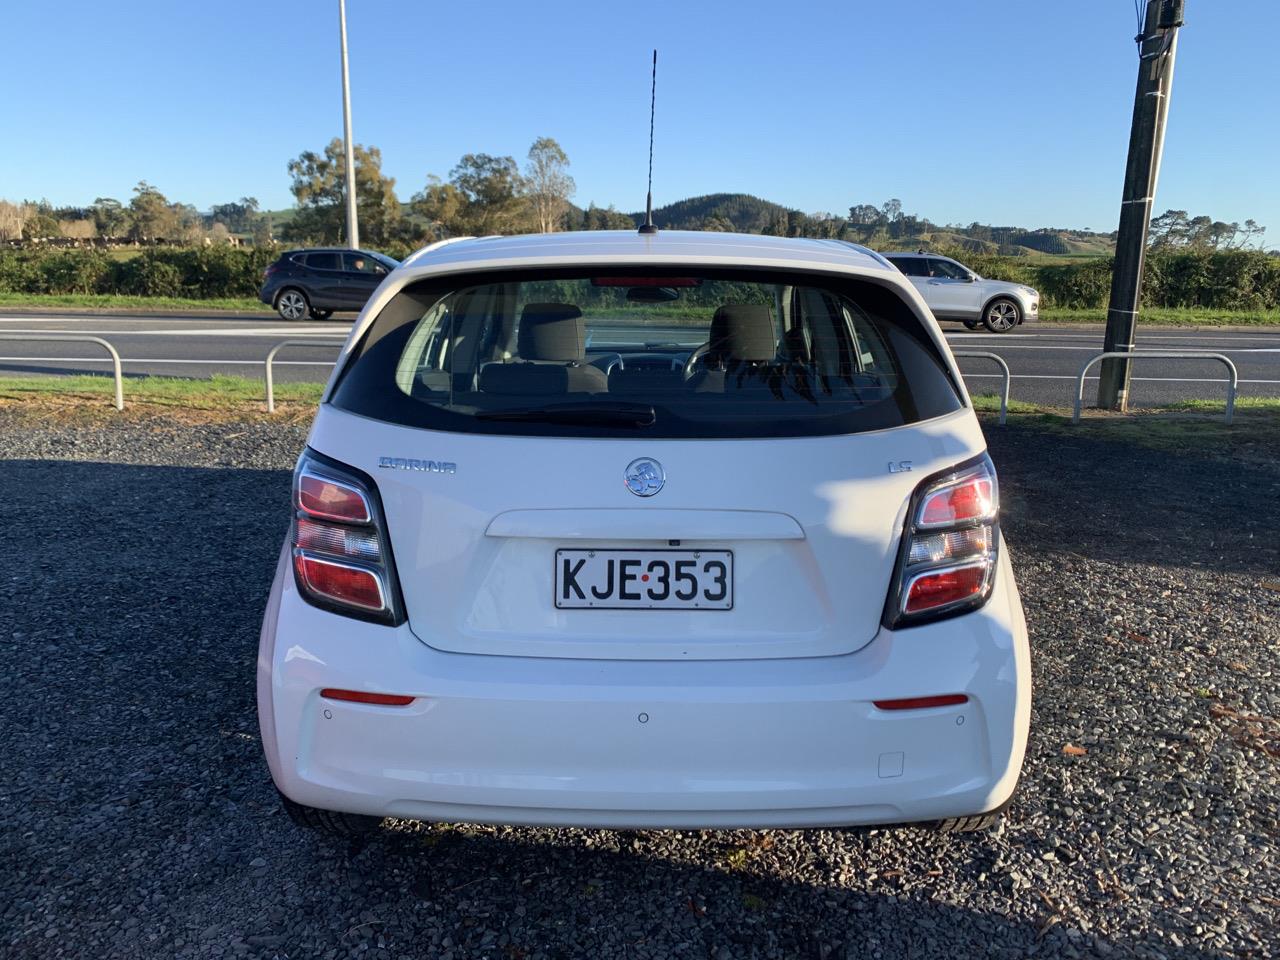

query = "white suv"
(884, 252), (1039, 332)
(257, 230), (1030, 835)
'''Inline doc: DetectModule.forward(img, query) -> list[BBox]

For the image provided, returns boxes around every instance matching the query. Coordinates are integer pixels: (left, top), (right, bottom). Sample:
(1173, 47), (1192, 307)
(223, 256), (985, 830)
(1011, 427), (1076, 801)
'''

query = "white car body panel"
(258, 230), (1031, 829)
(259, 539), (1029, 828)
(306, 405), (987, 662)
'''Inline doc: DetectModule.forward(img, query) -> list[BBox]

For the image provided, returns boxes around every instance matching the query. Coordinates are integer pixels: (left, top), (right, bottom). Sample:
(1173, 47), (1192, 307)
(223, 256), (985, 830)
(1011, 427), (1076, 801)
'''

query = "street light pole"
(338, 0), (359, 250)
(1097, 0), (1184, 410)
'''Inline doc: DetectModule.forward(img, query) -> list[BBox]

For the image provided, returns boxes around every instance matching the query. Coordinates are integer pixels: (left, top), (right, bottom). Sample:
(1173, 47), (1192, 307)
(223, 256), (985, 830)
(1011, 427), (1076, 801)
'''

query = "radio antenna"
(638, 49), (659, 235)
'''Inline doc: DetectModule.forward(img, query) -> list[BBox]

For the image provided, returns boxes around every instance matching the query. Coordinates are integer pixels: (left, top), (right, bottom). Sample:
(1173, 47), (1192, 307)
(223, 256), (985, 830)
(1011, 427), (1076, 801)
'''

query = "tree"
(524, 137), (575, 233)
(211, 197), (261, 234)
(699, 214), (734, 232)
(409, 176), (467, 239)
(580, 203), (636, 230)
(128, 181), (180, 240)
(807, 213), (844, 239)
(284, 139), (401, 245)
(21, 201), (60, 240)
(450, 153), (530, 234)
(253, 214), (275, 247)
(881, 198), (903, 223)
(847, 203), (883, 226)
(1148, 209), (1267, 251)
(411, 153), (531, 237)
(0, 201), (27, 242)
(91, 197), (128, 237)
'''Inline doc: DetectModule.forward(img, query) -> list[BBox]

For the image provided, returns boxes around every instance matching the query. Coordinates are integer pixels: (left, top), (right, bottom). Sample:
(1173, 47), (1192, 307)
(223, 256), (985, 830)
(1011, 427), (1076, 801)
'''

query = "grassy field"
(0, 292), (267, 313)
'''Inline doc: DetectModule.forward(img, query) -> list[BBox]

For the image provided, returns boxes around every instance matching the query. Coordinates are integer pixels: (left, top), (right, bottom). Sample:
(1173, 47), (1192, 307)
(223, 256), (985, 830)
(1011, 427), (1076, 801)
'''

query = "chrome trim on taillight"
(295, 467), (373, 523)
(899, 558), (994, 617)
(293, 550), (389, 613)
(914, 461), (998, 530)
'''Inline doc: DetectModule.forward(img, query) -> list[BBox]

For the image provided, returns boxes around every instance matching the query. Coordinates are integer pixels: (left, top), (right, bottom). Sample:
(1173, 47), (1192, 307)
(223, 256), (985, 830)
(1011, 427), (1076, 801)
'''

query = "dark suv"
(260, 248), (400, 320)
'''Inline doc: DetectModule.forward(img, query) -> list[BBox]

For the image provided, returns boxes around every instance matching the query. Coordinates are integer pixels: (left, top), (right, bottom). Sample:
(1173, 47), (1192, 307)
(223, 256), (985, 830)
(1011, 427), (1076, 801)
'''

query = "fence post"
(1074, 351), (1238, 424)
(0, 333), (125, 410)
(952, 350), (1011, 426)
(264, 339), (346, 413)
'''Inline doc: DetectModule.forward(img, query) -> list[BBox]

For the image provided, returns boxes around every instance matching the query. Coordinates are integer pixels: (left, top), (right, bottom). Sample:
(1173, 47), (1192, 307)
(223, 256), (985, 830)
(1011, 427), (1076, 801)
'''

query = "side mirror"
(967, 274), (979, 282)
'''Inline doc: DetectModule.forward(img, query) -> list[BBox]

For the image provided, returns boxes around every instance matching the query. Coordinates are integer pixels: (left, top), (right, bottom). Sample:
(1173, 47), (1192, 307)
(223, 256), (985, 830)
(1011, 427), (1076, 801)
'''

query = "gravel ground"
(1, 407), (1277, 960)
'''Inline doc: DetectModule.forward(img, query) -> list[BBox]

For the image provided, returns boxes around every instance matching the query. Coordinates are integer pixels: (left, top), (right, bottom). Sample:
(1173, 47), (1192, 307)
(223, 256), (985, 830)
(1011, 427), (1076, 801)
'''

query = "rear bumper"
(258, 544), (1030, 829)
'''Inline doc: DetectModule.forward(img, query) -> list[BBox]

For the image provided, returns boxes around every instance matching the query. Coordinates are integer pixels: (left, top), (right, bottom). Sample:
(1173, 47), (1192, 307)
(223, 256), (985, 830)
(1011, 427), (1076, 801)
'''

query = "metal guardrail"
(0, 333), (124, 410)
(1073, 351), (1238, 425)
(952, 350), (1011, 425)
(265, 339), (346, 412)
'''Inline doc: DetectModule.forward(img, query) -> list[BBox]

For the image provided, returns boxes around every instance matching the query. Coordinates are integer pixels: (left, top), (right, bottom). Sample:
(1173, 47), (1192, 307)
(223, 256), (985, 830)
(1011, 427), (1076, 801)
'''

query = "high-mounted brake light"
(590, 276), (702, 287)
(290, 452), (403, 624)
(884, 455), (999, 627)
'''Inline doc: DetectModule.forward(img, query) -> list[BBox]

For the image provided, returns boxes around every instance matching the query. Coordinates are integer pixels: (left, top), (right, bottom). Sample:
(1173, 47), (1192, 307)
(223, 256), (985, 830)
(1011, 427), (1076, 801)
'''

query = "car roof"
(399, 230), (894, 275)
(882, 252), (937, 258)
(283, 247), (388, 256)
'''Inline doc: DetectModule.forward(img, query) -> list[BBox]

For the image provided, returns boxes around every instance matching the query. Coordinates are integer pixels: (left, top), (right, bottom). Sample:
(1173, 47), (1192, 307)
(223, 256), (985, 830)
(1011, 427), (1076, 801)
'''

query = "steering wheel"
(682, 342), (712, 380)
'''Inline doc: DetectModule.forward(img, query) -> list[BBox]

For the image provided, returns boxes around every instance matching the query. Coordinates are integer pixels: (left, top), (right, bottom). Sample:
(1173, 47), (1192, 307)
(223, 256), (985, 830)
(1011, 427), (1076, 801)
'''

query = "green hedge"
(1, 244), (1277, 311)
(933, 247), (1280, 310)
(0, 246), (279, 299)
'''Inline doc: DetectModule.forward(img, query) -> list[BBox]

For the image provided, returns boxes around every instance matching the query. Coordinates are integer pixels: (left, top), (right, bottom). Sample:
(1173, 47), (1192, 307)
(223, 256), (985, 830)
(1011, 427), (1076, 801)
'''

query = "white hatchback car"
(884, 252), (1040, 332)
(257, 230), (1030, 836)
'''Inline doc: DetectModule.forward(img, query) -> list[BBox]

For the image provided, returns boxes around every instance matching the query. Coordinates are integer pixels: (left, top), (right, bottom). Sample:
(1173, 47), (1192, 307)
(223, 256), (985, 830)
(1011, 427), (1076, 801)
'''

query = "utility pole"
(338, 0), (359, 250)
(1097, 0), (1184, 410)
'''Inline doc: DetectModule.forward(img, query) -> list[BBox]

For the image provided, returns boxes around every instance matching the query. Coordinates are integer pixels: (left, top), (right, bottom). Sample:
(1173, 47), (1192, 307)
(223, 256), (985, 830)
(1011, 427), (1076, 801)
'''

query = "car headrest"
(518, 303), (585, 362)
(709, 304), (776, 362)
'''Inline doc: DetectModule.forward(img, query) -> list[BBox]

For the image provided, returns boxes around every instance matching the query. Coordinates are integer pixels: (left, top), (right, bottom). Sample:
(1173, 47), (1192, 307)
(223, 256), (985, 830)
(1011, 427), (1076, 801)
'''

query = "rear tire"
(930, 791), (1015, 833)
(310, 308), (334, 321)
(982, 298), (1021, 333)
(933, 811), (1003, 833)
(277, 788), (382, 837)
(275, 288), (309, 321)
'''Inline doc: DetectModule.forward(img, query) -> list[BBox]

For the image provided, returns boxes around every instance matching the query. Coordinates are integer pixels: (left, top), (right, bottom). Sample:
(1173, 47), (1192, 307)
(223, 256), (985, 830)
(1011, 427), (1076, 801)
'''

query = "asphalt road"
(1, 311), (1278, 408)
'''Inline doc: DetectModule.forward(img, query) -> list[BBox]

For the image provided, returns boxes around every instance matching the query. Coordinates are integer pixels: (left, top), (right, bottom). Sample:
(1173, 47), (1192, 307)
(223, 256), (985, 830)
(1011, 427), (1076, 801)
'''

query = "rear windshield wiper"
(475, 402), (657, 427)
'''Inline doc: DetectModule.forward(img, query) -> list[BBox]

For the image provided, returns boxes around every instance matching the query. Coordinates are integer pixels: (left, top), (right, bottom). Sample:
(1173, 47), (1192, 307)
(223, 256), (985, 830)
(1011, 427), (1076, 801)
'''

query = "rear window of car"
(306, 252), (341, 270)
(329, 267), (963, 439)
(887, 257), (929, 277)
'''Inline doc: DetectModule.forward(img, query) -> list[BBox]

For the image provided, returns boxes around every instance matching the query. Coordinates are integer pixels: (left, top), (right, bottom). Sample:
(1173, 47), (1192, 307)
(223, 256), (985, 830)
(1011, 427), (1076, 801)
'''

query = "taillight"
(264, 263), (278, 278)
(290, 451), (403, 624)
(884, 455), (999, 627)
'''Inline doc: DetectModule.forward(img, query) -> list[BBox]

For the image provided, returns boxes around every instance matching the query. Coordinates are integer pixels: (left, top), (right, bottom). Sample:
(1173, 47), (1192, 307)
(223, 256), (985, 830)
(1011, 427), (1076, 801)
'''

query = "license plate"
(555, 549), (733, 610)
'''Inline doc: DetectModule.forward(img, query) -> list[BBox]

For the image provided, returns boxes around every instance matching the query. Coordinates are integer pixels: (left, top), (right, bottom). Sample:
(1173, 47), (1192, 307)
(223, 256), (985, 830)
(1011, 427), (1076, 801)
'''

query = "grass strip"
(0, 373), (323, 408)
(1039, 307), (1280, 326)
(0, 292), (267, 312)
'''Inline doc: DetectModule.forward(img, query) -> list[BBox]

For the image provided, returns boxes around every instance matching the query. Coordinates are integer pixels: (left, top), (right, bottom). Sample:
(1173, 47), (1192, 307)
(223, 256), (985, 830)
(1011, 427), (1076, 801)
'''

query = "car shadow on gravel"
(2, 446), (1274, 959)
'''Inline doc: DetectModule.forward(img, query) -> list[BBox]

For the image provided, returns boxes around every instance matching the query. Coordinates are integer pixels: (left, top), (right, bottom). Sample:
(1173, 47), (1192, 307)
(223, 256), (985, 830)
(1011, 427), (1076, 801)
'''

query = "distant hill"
(628, 194), (794, 233)
(627, 192), (1116, 258)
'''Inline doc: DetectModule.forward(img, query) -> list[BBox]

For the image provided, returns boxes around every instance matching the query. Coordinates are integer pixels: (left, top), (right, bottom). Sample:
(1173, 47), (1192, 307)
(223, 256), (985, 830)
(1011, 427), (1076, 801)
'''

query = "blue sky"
(4, 1), (1276, 235)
